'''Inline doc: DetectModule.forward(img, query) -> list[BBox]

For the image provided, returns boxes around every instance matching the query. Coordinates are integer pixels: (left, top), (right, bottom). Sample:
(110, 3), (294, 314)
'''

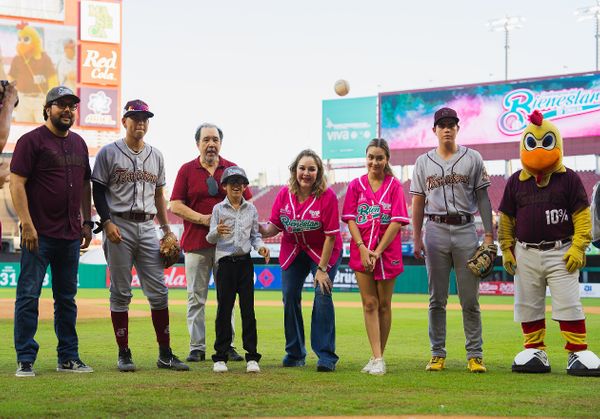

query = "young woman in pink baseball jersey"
(260, 149), (342, 372)
(342, 138), (410, 375)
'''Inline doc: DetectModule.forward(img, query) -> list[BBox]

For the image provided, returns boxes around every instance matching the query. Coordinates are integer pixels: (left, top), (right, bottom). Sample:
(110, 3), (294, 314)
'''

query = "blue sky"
(121, 0), (599, 187)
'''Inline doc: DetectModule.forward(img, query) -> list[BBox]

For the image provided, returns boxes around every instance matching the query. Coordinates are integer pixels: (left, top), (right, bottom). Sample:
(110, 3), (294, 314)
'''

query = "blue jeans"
(14, 235), (81, 363)
(281, 251), (340, 370)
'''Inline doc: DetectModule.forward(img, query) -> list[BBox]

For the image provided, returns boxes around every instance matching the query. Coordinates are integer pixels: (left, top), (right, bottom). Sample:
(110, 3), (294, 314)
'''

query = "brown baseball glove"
(466, 243), (498, 278)
(159, 232), (181, 268)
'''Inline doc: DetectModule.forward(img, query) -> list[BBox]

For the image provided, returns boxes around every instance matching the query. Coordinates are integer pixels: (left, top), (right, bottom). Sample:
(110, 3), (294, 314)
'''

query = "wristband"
(356, 241), (364, 248)
(317, 265), (327, 273)
(82, 220), (95, 229)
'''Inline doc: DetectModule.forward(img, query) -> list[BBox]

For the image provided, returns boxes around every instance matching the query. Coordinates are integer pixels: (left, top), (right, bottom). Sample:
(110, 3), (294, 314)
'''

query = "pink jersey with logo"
(269, 186), (342, 270)
(342, 175), (410, 280)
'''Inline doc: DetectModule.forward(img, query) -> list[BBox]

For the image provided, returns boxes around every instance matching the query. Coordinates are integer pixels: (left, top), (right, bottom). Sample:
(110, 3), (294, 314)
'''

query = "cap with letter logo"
(433, 107), (459, 126)
(123, 99), (154, 118)
(221, 166), (249, 185)
(45, 86), (80, 106)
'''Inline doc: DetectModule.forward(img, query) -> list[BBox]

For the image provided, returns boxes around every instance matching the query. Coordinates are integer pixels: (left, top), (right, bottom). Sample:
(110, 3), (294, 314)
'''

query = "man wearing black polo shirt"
(11, 86), (94, 377)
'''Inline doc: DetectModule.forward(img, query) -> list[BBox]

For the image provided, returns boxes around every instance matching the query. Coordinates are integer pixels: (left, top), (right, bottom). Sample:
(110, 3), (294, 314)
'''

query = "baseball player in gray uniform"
(92, 100), (189, 372)
(410, 107), (495, 373)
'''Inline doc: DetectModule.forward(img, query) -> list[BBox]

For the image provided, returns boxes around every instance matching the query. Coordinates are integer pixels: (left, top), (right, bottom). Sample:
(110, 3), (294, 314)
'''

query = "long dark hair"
(366, 138), (394, 177)
(288, 149), (327, 198)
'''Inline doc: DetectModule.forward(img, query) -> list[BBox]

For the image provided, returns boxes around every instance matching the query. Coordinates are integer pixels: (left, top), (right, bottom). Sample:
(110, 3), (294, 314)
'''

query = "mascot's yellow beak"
(520, 110), (563, 178)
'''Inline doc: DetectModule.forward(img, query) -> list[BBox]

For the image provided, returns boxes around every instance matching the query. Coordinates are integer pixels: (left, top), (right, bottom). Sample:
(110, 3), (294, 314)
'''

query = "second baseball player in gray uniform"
(411, 107), (495, 373)
(92, 99), (188, 372)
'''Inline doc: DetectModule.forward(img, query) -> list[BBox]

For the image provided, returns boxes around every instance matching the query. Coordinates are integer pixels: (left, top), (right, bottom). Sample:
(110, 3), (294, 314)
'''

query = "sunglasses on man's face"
(206, 176), (219, 196)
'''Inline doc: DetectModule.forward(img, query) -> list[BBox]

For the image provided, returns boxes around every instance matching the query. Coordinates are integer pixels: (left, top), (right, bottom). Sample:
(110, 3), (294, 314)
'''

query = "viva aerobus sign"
(380, 72), (600, 149)
(322, 96), (377, 159)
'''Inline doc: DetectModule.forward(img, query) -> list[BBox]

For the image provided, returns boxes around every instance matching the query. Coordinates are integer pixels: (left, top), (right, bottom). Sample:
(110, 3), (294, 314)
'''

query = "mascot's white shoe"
(566, 350), (600, 377)
(512, 348), (551, 373)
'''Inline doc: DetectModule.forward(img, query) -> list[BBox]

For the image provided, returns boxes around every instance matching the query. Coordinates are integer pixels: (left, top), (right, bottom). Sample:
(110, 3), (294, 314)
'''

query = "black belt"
(219, 253), (251, 263)
(518, 238), (572, 251)
(428, 214), (473, 225)
(113, 212), (155, 222)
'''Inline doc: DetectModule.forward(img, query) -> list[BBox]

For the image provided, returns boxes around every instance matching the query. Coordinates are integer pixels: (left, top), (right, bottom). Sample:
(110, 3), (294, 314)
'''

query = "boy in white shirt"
(206, 166), (269, 373)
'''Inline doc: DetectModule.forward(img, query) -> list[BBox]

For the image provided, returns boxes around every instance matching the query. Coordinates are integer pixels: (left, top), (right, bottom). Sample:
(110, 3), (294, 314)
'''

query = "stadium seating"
(1, 170), (599, 250)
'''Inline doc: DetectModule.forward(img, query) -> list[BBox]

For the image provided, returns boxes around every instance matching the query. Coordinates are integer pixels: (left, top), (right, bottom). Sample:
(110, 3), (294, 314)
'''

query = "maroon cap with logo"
(123, 99), (154, 118)
(433, 107), (459, 126)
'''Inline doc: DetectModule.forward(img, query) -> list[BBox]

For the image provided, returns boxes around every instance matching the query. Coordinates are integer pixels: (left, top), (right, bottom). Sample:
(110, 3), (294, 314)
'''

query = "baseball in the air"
(334, 79), (350, 96)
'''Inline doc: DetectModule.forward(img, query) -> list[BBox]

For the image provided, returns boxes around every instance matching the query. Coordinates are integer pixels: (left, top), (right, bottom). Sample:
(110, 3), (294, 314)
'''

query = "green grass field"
(1, 289), (599, 417)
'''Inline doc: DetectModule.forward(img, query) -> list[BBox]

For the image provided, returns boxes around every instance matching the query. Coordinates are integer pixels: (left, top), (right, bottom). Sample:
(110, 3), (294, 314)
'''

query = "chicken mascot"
(8, 22), (58, 123)
(498, 110), (600, 376)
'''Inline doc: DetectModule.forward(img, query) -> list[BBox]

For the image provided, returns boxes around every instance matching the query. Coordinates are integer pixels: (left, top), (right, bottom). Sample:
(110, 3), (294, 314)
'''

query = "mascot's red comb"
(528, 110), (544, 126)
(16, 21), (28, 30)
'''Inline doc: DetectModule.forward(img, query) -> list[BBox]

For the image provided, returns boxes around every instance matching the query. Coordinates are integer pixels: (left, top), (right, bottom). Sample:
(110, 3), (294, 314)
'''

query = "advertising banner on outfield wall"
(103, 265), (354, 291)
(105, 265), (286, 291)
(322, 96), (377, 159)
(0, 262), (106, 288)
(479, 281), (515, 296)
(304, 266), (359, 291)
(380, 72), (600, 149)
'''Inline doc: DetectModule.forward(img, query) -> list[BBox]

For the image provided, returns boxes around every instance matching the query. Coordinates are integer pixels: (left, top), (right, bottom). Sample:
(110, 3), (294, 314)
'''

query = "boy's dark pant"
(212, 254), (261, 362)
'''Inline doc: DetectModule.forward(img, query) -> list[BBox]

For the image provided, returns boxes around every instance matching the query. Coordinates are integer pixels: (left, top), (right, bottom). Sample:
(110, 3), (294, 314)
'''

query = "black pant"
(212, 255), (261, 362)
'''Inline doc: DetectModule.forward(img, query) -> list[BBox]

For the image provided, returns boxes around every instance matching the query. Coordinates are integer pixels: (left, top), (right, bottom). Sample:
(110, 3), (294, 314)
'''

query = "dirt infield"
(1, 298), (599, 320)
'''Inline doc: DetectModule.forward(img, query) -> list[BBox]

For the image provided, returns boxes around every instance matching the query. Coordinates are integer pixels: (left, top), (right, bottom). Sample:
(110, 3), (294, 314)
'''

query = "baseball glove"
(467, 243), (498, 278)
(159, 232), (181, 268)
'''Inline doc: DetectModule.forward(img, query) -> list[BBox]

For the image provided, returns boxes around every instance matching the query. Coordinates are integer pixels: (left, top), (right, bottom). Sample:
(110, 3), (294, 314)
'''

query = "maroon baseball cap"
(434, 107), (459, 126)
(123, 99), (154, 118)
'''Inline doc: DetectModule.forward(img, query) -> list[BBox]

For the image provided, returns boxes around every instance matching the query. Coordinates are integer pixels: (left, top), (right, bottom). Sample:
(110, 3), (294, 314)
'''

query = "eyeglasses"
(206, 176), (219, 197)
(52, 101), (79, 111)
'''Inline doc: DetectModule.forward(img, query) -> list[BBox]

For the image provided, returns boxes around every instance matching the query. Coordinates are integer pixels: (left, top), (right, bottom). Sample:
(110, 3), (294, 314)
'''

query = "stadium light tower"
(487, 15), (526, 80)
(575, 1), (600, 71)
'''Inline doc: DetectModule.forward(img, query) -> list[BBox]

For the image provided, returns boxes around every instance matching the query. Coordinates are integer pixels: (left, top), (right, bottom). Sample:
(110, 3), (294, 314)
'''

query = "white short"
(513, 242), (584, 322)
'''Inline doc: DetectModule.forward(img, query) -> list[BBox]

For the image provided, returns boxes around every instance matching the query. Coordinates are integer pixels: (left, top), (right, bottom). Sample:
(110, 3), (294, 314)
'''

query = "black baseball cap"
(45, 86), (80, 106)
(434, 107), (459, 126)
(221, 166), (249, 185)
(123, 99), (154, 118)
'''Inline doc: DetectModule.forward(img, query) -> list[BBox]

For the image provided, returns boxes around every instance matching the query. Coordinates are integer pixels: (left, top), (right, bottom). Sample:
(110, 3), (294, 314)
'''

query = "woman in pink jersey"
(342, 138), (410, 375)
(261, 149), (342, 372)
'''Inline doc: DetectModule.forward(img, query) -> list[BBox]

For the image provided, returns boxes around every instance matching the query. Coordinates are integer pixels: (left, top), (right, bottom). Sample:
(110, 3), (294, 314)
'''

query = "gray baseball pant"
(424, 220), (483, 360)
(103, 217), (168, 312)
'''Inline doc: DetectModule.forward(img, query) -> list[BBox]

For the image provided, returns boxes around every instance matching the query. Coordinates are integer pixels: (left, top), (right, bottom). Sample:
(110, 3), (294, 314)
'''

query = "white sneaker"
(213, 361), (228, 373)
(369, 358), (386, 376)
(361, 357), (375, 373)
(246, 360), (260, 373)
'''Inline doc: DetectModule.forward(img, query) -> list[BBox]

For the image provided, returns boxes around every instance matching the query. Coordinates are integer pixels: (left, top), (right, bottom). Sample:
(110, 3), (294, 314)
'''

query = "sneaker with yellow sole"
(467, 357), (487, 373)
(425, 356), (446, 371)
